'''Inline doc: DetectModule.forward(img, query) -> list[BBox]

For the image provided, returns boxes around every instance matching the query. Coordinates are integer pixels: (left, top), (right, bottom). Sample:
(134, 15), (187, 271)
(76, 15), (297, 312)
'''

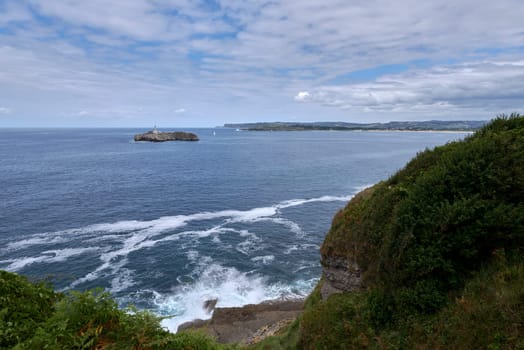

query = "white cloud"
(0, 0), (523, 125)
(76, 110), (89, 116)
(0, 1), (32, 25)
(0, 107), (12, 114)
(25, 0), (235, 42)
(294, 91), (310, 101)
(296, 60), (524, 116)
(174, 108), (186, 114)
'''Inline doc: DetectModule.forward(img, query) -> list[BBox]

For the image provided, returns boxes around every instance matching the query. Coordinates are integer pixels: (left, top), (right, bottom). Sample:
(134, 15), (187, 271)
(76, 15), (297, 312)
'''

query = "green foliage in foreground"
(0, 271), (234, 349)
(0, 271), (58, 348)
(298, 249), (524, 349)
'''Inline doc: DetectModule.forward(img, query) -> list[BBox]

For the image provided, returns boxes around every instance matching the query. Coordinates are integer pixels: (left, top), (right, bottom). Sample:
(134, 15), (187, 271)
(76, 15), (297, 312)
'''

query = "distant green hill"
(224, 120), (487, 131)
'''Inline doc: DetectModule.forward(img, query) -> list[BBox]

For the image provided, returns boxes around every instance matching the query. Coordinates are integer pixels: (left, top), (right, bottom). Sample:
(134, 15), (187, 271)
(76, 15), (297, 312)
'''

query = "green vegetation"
(299, 113), (524, 348)
(0, 271), (235, 349)
(2, 114), (523, 349)
(246, 319), (301, 350)
(0, 271), (58, 348)
(297, 250), (524, 349)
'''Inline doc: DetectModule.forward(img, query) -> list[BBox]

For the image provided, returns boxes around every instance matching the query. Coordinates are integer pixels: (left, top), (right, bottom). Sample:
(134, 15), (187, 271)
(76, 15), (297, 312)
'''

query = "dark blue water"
(0, 128), (467, 330)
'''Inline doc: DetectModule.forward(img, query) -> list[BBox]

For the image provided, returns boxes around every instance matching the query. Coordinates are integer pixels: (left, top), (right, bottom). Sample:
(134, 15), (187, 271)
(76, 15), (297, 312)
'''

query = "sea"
(0, 128), (468, 331)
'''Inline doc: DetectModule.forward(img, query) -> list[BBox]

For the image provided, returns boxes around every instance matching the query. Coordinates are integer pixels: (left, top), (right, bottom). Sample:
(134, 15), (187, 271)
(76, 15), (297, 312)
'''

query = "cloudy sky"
(1, 0), (523, 127)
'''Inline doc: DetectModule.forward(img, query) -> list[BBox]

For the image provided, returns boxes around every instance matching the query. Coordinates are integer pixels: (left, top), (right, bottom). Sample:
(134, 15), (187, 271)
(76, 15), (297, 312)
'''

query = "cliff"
(134, 130), (199, 142)
(297, 114), (524, 349)
(319, 114), (523, 299)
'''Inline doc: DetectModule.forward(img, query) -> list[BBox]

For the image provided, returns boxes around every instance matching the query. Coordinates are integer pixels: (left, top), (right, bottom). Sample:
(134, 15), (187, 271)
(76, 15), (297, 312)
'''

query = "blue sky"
(0, 0), (523, 127)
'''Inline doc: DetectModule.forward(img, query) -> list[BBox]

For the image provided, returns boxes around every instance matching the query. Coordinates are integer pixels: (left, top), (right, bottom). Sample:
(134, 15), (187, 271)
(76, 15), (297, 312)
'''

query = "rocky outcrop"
(134, 131), (199, 142)
(179, 299), (304, 345)
(318, 187), (376, 300)
(320, 254), (362, 300)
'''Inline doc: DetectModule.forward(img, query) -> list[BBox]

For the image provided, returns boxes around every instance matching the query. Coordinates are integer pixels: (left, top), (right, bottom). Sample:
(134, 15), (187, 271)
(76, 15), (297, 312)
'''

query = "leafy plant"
(0, 271), (59, 348)
(0, 271), (234, 349)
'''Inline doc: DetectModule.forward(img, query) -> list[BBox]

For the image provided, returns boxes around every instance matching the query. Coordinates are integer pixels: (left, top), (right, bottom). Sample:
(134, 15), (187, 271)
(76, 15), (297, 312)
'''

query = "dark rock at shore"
(203, 298), (218, 313)
(178, 299), (304, 344)
(134, 130), (199, 142)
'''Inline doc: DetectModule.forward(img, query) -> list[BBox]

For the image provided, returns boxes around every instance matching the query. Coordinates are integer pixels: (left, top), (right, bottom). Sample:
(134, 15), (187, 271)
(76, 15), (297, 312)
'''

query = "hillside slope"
(296, 114), (524, 349)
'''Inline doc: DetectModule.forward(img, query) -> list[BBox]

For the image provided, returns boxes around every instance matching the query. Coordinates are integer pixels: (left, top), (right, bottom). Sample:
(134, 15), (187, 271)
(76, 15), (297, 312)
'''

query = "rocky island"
(134, 128), (199, 142)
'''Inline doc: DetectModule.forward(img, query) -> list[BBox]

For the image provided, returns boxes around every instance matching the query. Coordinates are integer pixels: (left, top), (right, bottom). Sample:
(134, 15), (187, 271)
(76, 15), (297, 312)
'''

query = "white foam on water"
(276, 194), (355, 210)
(186, 250), (199, 262)
(187, 255), (215, 277)
(269, 218), (305, 237)
(6, 192), (353, 252)
(87, 220), (156, 233)
(110, 264), (136, 293)
(284, 243), (319, 255)
(251, 255), (275, 265)
(69, 263), (110, 288)
(2, 192), (358, 295)
(2, 247), (102, 271)
(2, 256), (50, 271)
(1, 191), (366, 337)
(238, 229), (255, 238)
(155, 264), (309, 333)
(235, 232), (264, 255)
(355, 184), (375, 192)
(284, 245), (299, 254)
(4, 236), (69, 252)
(293, 260), (322, 274)
(83, 234), (134, 244)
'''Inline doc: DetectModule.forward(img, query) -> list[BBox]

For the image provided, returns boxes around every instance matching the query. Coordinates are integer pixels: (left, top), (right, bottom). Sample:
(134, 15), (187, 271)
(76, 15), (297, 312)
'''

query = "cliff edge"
(297, 114), (524, 349)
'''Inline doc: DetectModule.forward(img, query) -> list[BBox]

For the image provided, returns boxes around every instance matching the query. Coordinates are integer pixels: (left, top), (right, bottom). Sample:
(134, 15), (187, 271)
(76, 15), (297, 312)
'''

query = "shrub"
(0, 271), (59, 348)
(0, 271), (233, 349)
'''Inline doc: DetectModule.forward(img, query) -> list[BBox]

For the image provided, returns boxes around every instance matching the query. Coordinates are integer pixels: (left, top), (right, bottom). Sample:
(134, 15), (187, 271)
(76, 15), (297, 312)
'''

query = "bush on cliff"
(300, 250), (524, 349)
(300, 113), (524, 349)
(0, 271), (234, 349)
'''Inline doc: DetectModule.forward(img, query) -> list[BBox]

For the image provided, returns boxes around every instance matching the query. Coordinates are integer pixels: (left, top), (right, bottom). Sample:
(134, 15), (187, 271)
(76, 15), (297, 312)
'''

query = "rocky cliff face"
(178, 300), (304, 345)
(320, 254), (362, 299)
(134, 131), (199, 142)
(318, 187), (375, 300)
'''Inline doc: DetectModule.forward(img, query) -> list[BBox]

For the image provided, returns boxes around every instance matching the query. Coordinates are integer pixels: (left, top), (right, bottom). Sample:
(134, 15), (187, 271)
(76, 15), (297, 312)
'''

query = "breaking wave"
(0, 191), (364, 332)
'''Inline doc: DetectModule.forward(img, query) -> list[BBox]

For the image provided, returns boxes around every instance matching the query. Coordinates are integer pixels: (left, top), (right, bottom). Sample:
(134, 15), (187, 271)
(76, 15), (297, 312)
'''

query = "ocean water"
(0, 128), (468, 331)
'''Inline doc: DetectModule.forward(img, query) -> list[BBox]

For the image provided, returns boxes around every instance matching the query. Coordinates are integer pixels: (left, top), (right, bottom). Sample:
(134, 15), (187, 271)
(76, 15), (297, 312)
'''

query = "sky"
(1, 0), (523, 127)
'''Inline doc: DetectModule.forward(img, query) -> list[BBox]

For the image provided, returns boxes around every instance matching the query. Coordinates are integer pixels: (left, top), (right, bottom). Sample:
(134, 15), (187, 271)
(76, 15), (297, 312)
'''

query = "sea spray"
(147, 263), (313, 332)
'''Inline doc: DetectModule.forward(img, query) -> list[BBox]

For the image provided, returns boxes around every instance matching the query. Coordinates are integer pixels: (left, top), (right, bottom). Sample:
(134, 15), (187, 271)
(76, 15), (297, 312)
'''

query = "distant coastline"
(224, 120), (487, 132)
